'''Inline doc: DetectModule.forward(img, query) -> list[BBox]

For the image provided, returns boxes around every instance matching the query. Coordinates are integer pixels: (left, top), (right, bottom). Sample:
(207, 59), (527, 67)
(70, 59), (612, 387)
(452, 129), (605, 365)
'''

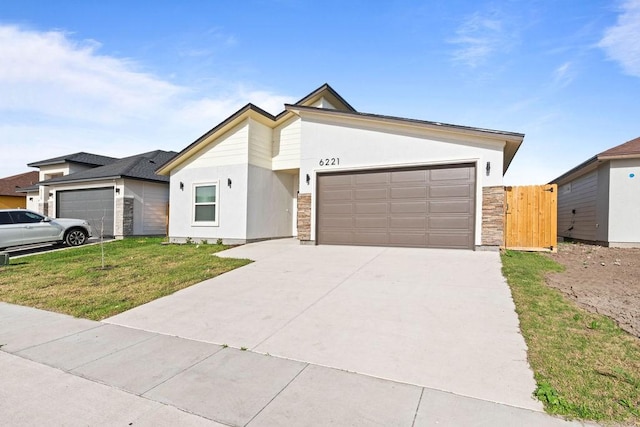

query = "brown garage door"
(317, 164), (475, 249)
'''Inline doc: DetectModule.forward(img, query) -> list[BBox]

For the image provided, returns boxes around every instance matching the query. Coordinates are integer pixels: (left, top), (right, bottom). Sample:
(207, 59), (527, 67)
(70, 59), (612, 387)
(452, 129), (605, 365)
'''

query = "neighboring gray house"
(21, 150), (176, 238)
(157, 84), (524, 249)
(551, 137), (640, 247)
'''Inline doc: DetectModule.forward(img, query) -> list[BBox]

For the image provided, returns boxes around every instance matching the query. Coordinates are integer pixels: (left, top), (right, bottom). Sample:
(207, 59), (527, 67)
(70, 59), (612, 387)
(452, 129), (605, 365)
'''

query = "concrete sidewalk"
(0, 302), (590, 426)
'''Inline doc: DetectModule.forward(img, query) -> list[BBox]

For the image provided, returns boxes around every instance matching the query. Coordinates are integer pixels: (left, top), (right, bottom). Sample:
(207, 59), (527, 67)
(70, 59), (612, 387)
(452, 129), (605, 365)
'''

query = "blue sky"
(1, 0), (638, 184)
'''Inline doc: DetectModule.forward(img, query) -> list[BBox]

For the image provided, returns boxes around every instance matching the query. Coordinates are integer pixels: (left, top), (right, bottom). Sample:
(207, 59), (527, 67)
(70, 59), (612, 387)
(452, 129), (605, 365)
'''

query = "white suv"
(0, 209), (92, 250)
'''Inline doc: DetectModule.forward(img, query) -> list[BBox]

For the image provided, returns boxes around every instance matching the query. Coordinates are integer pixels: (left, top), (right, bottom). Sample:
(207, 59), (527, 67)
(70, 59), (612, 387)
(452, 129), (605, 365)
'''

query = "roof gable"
(157, 84), (355, 175)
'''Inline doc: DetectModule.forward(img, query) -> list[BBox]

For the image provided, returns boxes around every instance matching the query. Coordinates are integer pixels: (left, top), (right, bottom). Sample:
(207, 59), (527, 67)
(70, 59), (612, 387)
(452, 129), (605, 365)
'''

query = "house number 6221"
(319, 158), (340, 166)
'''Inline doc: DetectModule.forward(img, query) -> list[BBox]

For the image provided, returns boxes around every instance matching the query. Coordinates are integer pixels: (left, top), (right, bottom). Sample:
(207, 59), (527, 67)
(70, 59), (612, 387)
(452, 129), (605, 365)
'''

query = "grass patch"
(0, 237), (251, 320)
(502, 250), (640, 425)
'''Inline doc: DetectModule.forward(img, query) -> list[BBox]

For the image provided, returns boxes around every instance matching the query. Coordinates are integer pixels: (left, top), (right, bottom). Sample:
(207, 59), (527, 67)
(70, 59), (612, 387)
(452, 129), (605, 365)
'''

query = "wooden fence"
(504, 184), (557, 252)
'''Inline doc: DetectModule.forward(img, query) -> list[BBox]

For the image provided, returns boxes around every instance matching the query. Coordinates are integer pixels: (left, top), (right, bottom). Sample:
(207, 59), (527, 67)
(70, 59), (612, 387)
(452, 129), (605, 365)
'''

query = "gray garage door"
(317, 164), (475, 249)
(57, 188), (115, 237)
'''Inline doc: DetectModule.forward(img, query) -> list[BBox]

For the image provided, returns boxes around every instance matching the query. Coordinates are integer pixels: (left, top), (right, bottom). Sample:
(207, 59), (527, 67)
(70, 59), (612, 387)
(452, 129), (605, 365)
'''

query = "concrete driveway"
(106, 238), (541, 411)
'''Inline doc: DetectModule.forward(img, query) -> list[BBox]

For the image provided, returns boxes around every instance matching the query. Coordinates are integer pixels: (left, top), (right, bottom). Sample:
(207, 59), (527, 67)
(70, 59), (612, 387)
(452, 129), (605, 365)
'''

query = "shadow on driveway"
(5, 238), (114, 258)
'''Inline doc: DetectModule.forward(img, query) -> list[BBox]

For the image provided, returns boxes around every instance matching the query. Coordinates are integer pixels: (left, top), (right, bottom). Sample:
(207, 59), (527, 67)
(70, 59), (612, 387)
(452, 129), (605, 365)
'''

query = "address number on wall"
(319, 158), (340, 166)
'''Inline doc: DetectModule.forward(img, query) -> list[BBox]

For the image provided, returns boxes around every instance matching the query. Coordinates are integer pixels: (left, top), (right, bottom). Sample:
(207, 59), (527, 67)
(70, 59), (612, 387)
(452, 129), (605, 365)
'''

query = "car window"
(0, 212), (13, 225)
(11, 211), (44, 224)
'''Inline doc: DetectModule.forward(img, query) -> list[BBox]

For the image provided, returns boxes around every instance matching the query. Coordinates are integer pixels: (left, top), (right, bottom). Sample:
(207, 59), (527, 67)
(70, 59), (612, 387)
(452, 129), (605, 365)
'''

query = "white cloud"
(0, 25), (293, 177)
(553, 61), (574, 87)
(449, 12), (510, 68)
(599, 0), (640, 77)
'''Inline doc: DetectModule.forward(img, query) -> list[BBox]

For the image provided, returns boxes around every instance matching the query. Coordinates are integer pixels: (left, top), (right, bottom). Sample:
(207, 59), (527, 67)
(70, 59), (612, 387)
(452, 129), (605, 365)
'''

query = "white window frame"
(192, 181), (219, 226)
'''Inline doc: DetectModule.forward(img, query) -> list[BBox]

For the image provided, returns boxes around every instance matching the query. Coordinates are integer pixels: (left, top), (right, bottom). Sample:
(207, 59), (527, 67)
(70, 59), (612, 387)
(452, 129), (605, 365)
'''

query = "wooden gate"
(504, 185), (557, 252)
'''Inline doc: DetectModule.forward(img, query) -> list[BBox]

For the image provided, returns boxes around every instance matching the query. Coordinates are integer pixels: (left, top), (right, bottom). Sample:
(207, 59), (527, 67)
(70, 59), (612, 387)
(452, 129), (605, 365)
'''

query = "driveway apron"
(105, 238), (541, 411)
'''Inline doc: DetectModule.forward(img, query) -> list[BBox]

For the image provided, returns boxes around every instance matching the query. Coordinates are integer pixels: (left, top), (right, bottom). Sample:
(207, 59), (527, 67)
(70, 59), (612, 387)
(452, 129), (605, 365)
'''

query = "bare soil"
(545, 242), (640, 338)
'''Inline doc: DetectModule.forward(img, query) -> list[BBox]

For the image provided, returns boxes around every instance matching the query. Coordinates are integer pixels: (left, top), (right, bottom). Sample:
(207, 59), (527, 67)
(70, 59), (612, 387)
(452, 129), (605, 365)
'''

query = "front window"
(194, 183), (218, 225)
(11, 211), (44, 224)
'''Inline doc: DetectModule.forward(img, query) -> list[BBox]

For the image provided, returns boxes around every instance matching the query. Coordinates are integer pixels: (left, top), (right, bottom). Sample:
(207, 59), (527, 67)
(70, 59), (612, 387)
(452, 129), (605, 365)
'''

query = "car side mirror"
(43, 216), (52, 222)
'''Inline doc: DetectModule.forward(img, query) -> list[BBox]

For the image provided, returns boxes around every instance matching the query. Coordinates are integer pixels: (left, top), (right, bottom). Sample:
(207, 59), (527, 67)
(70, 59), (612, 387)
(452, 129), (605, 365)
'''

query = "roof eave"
(286, 105), (524, 174)
(549, 155), (600, 185)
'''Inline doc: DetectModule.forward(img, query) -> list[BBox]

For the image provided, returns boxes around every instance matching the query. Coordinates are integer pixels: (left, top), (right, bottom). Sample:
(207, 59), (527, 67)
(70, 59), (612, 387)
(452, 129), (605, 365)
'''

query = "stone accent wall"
(123, 197), (134, 236)
(482, 186), (505, 246)
(297, 193), (311, 241)
(114, 197), (123, 237)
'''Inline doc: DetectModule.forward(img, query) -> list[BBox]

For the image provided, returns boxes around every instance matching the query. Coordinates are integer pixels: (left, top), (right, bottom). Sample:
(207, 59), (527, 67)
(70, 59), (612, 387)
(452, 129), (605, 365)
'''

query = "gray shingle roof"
(27, 152), (118, 168)
(40, 151), (177, 185)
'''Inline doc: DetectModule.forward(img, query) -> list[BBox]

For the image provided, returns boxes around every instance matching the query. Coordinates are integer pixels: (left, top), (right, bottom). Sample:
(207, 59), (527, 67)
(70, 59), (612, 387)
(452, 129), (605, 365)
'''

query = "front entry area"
(316, 164), (476, 249)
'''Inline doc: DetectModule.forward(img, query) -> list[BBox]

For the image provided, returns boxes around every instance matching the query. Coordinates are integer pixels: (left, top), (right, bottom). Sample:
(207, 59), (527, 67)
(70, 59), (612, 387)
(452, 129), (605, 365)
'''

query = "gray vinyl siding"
(557, 170), (598, 241)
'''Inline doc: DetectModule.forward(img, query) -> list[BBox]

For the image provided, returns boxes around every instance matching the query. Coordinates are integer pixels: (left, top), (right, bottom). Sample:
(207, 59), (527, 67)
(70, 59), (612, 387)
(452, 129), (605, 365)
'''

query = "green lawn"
(501, 250), (640, 425)
(0, 238), (251, 320)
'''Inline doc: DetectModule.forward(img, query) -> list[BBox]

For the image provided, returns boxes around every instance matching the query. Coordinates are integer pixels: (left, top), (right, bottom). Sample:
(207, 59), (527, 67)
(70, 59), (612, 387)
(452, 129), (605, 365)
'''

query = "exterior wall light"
(179, 182), (184, 191)
(486, 162), (491, 176)
(115, 188), (120, 194)
(306, 174), (311, 185)
(227, 178), (232, 188)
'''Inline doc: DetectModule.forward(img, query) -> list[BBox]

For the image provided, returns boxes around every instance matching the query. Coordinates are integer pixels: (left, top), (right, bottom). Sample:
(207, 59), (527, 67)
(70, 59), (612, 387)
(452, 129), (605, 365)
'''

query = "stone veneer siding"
(297, 193), (311, 241)
(482, 186), (505, 246)
(123, 197), (134, 236)
(114, 196), (134, 237)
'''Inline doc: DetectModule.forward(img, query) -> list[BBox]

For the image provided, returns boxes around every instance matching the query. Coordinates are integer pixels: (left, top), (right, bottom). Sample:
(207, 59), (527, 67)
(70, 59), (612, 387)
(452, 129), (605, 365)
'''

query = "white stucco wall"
(168, 163), (249, 243)
(608, 158), (640, 246)
(26, 192), (39, 211)
(246, 166), (295, 240)
(297, 114), (506, 245)
(124, 180), (169, 235)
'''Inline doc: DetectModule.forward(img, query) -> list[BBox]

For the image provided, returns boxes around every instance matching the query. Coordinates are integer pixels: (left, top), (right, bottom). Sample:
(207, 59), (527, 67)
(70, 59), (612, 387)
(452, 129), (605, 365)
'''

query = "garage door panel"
(319, 231), (355, 244)
(317, 164), (475, 249)
(322, 203), (353, 214)
(353, 232), (388, 245)
(355, 203), (387, 214)
(355, 217), (388, 228)
(390, 233), (426, 246)
(389, 217), (427, 229)
(355, 188), (388, 200)
(355, 173), (389, 185)
(391, 187), (427, 199)
(428, 233), (473, 249)
(321, 175), (353, 186)
(429, 216), (472, 230)
(318, 216), (353, 228)
(391, 170), (427, 183)
(323, 189), (353, 201)
(429, 200), (473, 214)
(430, 185), (472, 198)
(429, 167), (472, 181)
(391, 202), (427, 214)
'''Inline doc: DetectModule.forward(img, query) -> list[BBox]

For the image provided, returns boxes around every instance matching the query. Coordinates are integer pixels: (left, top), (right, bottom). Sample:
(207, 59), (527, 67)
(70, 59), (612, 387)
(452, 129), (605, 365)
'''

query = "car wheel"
(65, 228), (88, 246)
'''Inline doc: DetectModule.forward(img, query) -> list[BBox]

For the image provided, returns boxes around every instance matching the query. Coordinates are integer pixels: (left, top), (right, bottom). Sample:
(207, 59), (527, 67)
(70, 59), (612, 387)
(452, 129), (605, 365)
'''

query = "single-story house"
(157, 84), (524, 249)
(21, 150), (176, 238)
(0, 171), (39, 209)
(551, 136), (640, 248)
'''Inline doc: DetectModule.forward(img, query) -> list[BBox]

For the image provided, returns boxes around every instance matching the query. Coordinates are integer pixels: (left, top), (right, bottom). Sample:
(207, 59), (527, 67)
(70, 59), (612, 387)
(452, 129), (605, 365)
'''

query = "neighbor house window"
(193, 183), (219, 225)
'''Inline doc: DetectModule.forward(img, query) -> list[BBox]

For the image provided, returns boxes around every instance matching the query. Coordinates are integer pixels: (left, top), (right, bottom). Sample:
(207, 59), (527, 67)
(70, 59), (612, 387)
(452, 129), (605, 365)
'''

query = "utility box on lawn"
(0, 252), (9, 266)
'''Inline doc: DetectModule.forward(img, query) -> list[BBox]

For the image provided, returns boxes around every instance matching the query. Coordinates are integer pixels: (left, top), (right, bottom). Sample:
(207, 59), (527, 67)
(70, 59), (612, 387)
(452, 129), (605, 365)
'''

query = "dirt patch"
(545, 242), (640, 338)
